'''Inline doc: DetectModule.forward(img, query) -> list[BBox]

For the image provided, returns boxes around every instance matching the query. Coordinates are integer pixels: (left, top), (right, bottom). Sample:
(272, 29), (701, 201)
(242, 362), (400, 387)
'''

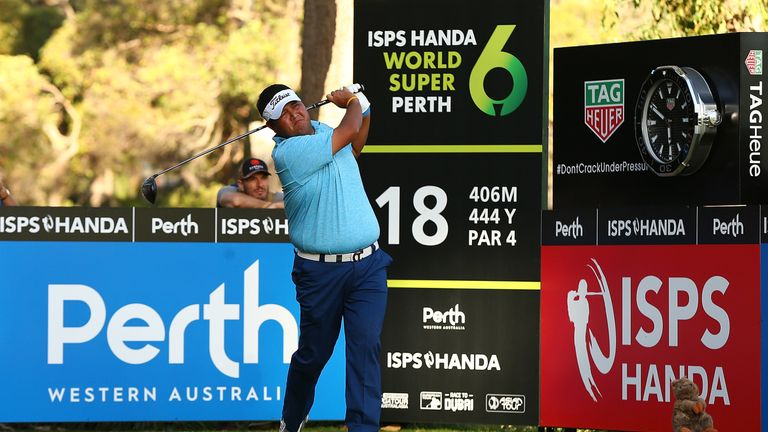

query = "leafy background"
(0, 0), (765, 208)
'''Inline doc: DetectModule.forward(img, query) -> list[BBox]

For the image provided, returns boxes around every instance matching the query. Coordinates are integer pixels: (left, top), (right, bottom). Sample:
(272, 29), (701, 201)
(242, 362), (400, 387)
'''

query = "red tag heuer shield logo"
(745, 49), (763, 75)
(584, 79), (625, 142)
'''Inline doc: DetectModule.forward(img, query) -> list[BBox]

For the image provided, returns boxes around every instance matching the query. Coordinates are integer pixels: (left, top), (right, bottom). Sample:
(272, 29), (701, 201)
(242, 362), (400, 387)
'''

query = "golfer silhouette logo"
(566, 258), (616, 402)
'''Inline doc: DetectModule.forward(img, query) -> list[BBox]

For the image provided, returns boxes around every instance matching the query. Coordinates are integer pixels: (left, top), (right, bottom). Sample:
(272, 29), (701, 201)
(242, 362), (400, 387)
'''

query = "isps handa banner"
(0, 241), (345, 422)
(540, 207), (762, 431)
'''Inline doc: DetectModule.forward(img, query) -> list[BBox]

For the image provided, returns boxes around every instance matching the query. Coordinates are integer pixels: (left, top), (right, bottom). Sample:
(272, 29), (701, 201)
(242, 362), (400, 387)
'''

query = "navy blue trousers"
(282, 248), (392, 432)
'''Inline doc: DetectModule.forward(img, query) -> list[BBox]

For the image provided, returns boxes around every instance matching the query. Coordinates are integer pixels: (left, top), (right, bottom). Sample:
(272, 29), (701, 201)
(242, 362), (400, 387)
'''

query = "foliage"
(14, 5), (65, 61)
(605, 0), (768, 40)
(551, 0), (617, 48)
(2, 0), (763, 207)
(0, 0), (300, 207)
(0, 0), (27, 55)
(0, 54), (66, 204)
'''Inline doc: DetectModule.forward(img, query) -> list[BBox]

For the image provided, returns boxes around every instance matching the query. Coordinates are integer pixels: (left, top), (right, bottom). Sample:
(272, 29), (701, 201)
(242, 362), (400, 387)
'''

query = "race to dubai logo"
(584, 79), (625, 142)
(566, 258), (616, 402)
(745, 49), (763, 75)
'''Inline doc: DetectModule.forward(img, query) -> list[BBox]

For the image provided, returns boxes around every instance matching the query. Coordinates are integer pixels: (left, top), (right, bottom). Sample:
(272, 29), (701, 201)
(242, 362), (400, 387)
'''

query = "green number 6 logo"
(469, 25), (528, 116)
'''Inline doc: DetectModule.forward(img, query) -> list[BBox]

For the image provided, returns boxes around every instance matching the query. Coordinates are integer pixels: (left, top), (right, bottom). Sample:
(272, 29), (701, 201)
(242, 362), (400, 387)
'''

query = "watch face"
(640, 76), (696, 164)
(634, 66), (718, 177)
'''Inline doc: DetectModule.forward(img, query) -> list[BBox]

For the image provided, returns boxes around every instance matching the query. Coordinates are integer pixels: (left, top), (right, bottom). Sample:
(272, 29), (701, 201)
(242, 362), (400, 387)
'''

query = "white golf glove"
(345, 84), (371, 116)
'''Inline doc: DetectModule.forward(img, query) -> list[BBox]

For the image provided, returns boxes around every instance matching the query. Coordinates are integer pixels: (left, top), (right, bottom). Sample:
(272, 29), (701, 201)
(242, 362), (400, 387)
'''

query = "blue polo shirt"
(272, 120), (379, 254)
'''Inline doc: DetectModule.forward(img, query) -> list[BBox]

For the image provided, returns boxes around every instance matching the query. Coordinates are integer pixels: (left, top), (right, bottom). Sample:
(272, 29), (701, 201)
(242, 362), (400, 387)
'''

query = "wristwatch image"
(634, 65), (721, 176)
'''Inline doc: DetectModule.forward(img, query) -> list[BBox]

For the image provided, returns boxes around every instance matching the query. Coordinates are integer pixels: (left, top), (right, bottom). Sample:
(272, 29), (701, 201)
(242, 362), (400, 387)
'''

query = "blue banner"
(0, 242), (345, 422)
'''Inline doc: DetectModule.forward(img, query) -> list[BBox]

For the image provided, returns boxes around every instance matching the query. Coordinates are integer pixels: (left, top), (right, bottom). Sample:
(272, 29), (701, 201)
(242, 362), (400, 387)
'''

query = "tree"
(300, 0), (336, 119)
(0, 54), (79, 205)
(1, 0), (303, 207)
(606, 0), (767, 39)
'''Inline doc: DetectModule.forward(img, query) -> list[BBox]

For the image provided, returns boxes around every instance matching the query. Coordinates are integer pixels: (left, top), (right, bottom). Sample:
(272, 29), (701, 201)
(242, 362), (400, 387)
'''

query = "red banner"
(540, 244), (761, 431)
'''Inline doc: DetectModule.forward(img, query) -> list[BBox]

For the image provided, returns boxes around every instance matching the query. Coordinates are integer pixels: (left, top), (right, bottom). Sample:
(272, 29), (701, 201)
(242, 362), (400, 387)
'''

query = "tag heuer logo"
(746, 50), (763, 75)
(584, 79), (625, 142)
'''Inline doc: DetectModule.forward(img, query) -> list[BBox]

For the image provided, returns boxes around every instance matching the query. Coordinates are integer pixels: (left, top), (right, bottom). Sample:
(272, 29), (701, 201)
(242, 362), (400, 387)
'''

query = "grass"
(0, 423), (614, 432)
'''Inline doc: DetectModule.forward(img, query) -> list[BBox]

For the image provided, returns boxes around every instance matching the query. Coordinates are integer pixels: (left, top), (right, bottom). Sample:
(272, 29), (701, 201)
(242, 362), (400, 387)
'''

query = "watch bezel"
(634, 65), (720, 177)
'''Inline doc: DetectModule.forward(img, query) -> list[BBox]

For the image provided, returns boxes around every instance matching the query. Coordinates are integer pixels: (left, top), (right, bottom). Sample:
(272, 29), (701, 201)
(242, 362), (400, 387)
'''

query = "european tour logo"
(584, 79), (625, 142)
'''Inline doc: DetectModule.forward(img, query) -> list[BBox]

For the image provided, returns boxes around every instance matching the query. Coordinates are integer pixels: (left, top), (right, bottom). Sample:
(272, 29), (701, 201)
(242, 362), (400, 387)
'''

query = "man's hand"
(345, 85), (370, 116)
(327, 87), (358, 109)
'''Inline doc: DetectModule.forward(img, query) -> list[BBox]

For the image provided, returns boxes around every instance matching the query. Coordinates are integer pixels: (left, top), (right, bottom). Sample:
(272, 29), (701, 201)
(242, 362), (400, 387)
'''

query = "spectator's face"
(238, 172), (270, 200)
(270, 101), (313, 137)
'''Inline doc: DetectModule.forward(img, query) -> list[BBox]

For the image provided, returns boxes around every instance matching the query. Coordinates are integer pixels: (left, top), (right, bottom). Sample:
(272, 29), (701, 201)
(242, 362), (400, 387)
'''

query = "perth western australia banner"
(0, 239), (345, 422)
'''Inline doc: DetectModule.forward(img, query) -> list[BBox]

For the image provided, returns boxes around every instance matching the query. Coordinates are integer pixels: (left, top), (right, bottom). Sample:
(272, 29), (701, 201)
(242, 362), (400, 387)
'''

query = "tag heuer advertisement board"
(553, 32), (768, 208)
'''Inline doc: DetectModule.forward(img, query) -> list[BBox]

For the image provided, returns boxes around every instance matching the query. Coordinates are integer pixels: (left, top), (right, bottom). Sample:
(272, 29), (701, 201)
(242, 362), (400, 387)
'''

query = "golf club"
(140, 83), (365, 204)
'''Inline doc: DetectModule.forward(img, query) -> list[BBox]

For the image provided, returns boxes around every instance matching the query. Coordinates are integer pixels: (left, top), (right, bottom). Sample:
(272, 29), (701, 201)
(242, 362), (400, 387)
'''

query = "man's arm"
(328, 88), (363, 155)
(219, 190), (275, 208)
(350, 111), (370, 158)
(0, 178), (17, 206)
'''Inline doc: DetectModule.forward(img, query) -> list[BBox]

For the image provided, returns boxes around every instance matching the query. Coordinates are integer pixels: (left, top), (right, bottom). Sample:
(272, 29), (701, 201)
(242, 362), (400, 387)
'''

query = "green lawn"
(0, 423), (614, 432)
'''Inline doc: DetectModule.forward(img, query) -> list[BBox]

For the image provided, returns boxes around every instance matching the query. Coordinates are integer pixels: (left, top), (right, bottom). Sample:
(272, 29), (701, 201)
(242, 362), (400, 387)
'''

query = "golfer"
(256, 83), (391, 432)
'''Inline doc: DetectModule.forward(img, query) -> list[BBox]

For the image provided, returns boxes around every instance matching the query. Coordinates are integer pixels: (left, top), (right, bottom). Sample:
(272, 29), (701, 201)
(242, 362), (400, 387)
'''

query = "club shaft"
(150, 83), (364, 179)
(153, 124), (268, 178)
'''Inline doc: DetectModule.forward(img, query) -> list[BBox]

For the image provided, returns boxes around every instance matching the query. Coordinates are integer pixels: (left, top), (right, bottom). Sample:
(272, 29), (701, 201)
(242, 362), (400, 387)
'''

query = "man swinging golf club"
(256, 83), (391, 432)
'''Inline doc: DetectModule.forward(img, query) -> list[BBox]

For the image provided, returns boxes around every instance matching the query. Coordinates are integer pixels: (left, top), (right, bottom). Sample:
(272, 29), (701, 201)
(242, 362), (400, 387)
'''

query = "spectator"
(0, 176), (18, 207)
(216, 158), (284, 209)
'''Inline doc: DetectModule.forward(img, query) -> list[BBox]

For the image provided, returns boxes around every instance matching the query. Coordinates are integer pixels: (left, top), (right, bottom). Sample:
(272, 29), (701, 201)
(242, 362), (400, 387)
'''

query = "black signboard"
(542, 205), (760, 246)
(355, 0), (548, 425)
(361, 153), (540, 281)
(597, 206), (696, 245)
(553, 33), (768, 208)
(699, 205), (759, 244)
(380, 289), (539, 423)
(540, 207), (596, 246)
(0, 207), (131, 242)
(217, 208), (289, 243)
(354, 1), (546, 145)
(134, 208), (215, 242)
(0, 207), (289, 243)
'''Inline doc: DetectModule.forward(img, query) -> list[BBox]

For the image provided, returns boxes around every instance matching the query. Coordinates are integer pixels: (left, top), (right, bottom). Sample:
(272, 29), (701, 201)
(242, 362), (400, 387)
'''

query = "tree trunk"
(320, 0), (352, 126)
(300, 0), (336, 120)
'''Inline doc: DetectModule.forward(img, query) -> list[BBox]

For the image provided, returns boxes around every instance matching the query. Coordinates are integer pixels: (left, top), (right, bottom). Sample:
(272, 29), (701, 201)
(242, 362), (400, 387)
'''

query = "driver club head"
(140, 176), (158, 205)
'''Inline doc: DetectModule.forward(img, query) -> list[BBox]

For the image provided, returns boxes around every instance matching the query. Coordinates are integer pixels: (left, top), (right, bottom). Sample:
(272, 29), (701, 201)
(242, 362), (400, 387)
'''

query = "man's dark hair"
(257, 84), (292, 120)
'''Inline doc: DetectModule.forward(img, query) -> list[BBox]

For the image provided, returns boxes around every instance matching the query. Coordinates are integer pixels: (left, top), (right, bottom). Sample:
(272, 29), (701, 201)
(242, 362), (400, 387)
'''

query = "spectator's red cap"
(240, 158), (270, 179)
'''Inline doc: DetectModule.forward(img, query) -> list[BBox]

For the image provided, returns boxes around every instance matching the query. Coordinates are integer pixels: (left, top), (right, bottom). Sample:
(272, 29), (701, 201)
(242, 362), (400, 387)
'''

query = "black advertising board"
(134, 208), (216, 242)
(0, 207), (132, 242)
(360, 153), (540, 281)
(541, 206), (761, 247)
(0, 207), (288, 243)
(379, 289), (539, 423)
(217, 208), (290, 243)
(354, 0), (548, 425)
(553, 33), (768, 208)
(354, 2), (545, 145)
